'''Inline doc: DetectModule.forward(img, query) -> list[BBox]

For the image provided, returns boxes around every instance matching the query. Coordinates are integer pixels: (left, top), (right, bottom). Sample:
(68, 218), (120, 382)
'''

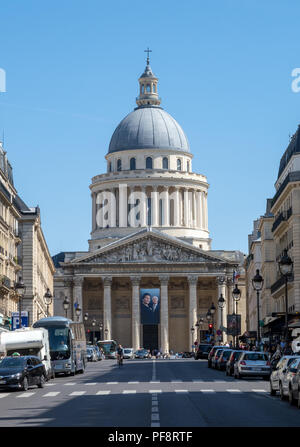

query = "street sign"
(12, 311), (28, 330)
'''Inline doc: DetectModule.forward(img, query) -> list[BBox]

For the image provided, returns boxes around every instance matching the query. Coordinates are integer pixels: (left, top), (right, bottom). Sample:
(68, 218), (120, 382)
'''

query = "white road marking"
(85, 383), (97, 386)
(96, 391), (111, 395)
(200, 389), (215, 393)
(69, 391), (86, 396)
(43, 392), (60, 397)
(175, 390), (188, 393)
(151, 423), (160, 427)
(0, 393), (10, 398)
(252, 389), (268, 393)
(128, 381), (139, 384)
(17, 392), (36, 398)
(123, 390), (136, 394)
(149, 390), (162, 393)
(64, 382), (76, 386)
(226, 389), (242, 393)
(106, 382), (118, 385)
(151, 413), (160, 421)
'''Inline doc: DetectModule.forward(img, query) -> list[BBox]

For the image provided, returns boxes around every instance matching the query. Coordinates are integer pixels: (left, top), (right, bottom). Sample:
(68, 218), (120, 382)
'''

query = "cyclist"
(116, 344), (124, 366)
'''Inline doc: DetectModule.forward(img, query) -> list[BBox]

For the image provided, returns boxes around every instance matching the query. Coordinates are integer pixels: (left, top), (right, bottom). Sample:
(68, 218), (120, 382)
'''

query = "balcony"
(271, 273), (294, 295)
(272, 207), (292, 233)
(0, 275), (11, 295)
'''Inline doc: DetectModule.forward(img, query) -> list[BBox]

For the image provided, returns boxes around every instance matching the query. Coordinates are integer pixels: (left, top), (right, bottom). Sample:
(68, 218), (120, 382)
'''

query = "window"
(117, 159), (122, 171)
(130, 158), (136, 170)
(108, 161), (112, 172)
(146, 84), (151, 93)
(177, 158), (182, 171)
(141, 85), (145, 94)
(146, 157), (153, 169)
(187, 161), (190, 172)
(163, 157), (168, 169)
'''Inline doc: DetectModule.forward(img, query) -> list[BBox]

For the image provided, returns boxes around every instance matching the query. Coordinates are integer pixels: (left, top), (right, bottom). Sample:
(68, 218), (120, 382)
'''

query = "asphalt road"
(0, 358), (300, 427)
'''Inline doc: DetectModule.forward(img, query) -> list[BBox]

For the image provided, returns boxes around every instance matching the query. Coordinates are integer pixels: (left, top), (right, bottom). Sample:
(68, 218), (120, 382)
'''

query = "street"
(0, 358), (300, 427)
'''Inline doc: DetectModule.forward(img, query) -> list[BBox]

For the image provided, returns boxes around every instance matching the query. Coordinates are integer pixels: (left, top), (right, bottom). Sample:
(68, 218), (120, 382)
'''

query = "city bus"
(33, 316), (87, 376)
(97, 340), (117, 359)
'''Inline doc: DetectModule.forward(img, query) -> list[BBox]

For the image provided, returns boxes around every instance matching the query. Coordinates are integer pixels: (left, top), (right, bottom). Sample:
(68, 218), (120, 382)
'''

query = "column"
(173, 187), (180, 227)
(151, 186), (159, 227)
(91, 192), (96, 232)
(188, 276), (198, 350)
(103, 277), (112, 340)
(73, 277), (84, 322)
(141, 186), (147, 227)
(159, 276), (169, 354)
(130, 276), (141, 351)
(201, 191), (205, 230)
(184, 188), (190, 227)
(63, 279), (73, 319)
(109, 187), (116, 227)
(118, 184), (128, 227)
(204, 192), (208, 230)
(162, 187), (170, 226)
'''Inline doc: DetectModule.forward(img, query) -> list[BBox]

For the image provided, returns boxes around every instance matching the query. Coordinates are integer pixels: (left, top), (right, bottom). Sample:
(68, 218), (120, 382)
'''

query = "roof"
(277, 125), (300, 179)
(108, 106), (190, 154)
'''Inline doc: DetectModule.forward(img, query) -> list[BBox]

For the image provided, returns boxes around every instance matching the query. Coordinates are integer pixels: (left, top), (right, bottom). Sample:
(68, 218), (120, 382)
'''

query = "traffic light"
(208, 323), (213, 334)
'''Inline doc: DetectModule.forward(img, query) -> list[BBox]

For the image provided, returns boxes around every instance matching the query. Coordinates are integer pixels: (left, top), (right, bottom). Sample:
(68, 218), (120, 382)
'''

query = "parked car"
(135, 349), (150, 359)
(288, 359), (300, 406)
(0, 355), (46, 391)
(225, 350), (243, 376)
(123, 348), (134, 359)
(207, 346), (223, 368)
(195, 344), (212, 360)
(211, 349), (224, 369)
(216, 349), (233, 371)
(270, 355), (300, 396)
(278, 357), (300, 400)
(86, 346), (98, 362)
(176, 352), (184, 359)
(233, 351), (271, 380)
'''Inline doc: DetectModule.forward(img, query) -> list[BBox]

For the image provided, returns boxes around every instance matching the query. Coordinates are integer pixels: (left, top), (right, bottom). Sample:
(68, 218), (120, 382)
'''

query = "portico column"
(102, 277), (112, 340)
(151, 186), (159, 227)
(159, 276), (169, 354)
(119, 184), (128, 227)
(197, 190), (202, 229)
(73, 277), (84, 322)
(63, 279), (73, 319)
(131, 276), (141, 350)
(92, 192), (96, 231)
(188, 276), (198, 350)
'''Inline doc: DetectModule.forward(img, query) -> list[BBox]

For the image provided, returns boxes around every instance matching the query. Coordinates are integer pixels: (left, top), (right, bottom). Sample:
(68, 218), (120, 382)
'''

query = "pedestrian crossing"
(0, 387), (269, 399)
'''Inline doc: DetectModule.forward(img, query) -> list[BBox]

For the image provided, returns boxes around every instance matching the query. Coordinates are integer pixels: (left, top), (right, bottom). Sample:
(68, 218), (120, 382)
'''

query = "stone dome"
(108, 106), (190, 154)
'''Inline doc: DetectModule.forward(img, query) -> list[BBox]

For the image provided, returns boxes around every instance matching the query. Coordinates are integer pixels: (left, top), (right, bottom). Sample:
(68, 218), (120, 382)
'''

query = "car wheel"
(289, 388), (295, 405)
(38, 375), (45, 388)
(22, 377), (29, 391)
(270, 382), (276, 396)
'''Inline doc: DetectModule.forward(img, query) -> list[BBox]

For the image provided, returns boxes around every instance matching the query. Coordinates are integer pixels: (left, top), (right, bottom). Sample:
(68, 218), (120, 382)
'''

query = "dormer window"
(163, 157), (168, 169)
(130, 157), (136, 170)
(177, 158), (182, 171)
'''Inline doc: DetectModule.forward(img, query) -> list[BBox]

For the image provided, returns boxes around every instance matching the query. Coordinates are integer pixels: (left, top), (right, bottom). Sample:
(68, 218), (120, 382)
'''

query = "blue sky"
(1, 0), (300, 256)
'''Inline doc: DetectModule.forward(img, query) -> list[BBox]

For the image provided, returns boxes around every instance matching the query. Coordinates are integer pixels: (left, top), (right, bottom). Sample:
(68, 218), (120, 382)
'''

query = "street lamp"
(278, 249), (293, 345)
(75, 304), (82, 322)
(252, 269), (264, 347)
(218, 293), (226, 342)
(63, 297), (70, 318)
(92, 318), (96, 344)
(15, 277), (26, 329)
(44, 288), (52, 317)
(99, 322), (103, 340)
(210, 303), (216, 343)
(190, 326), (195, 353)
(232, 284), (241, 348)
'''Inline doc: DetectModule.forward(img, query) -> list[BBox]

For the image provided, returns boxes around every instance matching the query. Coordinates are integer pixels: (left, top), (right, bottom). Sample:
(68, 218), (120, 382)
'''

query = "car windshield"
(87, 348), (93, 353)
(124, 349), (131, 353)
(0, 357), (26, 368)
(222, 350), (232, 359)
(199, 345), (211, 351)
(243, 353), (268, 361)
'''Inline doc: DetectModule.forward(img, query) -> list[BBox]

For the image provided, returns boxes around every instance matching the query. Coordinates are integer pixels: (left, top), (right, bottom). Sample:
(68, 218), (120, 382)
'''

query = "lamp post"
(92, 318), (96, 344)
(210, 303), (216, 343)
(104, 328), (108, 339)
(278, 249), (293, 345)
(232, 284), (241, 348)
(63, 297), (70, 318)
(44, 288), (53, 317)
(75, 304), (82, 322)
(190, 326), (195, 353)
(218, 293), (225, 342)
(252, 269), (264, 347)
(99, 322), (103, 340)
(15, 277), (26, 329)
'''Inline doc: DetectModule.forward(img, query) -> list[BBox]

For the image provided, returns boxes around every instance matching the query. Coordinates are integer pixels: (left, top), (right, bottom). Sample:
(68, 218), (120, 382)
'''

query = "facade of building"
(53, 58), (246, 352)
(0, 142), (55, 330)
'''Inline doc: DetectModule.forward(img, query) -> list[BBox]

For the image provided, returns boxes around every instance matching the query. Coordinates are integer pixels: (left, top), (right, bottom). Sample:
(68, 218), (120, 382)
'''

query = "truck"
(0, 327), (54, 380)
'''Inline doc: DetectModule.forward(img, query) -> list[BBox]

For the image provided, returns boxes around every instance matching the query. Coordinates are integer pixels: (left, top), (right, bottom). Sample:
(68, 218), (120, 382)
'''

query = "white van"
(1, 327), (53, 380)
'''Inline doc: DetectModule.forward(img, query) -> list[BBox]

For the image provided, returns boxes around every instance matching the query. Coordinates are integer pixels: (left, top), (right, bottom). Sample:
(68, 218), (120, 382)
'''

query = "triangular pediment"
(67, 228), (235, 266)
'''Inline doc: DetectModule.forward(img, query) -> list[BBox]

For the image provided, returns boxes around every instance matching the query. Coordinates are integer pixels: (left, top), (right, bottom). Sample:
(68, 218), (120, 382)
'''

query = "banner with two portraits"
(140, 288), (160, 325)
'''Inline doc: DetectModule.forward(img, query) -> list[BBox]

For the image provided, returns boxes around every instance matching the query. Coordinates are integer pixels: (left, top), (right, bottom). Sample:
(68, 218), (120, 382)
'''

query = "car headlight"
(11, 373), (22, 379)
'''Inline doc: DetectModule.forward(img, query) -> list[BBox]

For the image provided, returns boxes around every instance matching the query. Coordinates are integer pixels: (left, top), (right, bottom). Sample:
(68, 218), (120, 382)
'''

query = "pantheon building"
(53, 56), (245, 353)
